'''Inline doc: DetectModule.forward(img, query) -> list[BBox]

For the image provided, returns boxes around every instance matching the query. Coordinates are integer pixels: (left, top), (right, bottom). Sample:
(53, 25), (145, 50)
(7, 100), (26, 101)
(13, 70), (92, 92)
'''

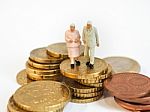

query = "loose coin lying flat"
(60, 56), (108, 79)
(104, 73), (150, 99)
(13, 81), (71, 112)
(46, 42), (84, 58)
(103, 56), (141, 73)
(114, 97), (150, 111)
(28, 59), (60, 70)
(62, 77), (102, 94)
(16, 69), (33, 85)
(30, 47), (63, 64)
(7, 96), (64, 112)
(71, 95), (102, 103)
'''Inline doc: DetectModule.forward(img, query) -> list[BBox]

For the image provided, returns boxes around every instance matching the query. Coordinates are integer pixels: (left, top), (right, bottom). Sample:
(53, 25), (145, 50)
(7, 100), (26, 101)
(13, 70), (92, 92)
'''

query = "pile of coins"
(60, 56), (112, 103)
(104, 73), (150, 111)
(16, 42), (84, 85)
(7, 81), (71, 112)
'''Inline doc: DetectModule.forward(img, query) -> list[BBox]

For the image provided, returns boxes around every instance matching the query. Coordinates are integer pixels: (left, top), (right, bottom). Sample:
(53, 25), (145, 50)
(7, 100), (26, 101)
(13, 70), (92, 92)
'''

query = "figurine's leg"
(70, 57), (75, 69)
(75, 57), (80, 66)
(84, 46), (90, 66)
(89, 47), (95, 69)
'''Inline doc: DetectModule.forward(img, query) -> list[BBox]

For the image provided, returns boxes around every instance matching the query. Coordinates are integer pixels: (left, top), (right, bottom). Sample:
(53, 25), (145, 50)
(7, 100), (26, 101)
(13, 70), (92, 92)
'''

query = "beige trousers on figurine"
(84, 46), (95, 64)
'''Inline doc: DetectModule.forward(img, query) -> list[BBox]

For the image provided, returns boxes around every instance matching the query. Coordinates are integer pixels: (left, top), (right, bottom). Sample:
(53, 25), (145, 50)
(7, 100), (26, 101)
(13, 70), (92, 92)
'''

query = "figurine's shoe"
(70, 64), (74, 69)
(75, 60), (80, 66)
(89, 64), (94, 69)
(86, 62), (90, 66)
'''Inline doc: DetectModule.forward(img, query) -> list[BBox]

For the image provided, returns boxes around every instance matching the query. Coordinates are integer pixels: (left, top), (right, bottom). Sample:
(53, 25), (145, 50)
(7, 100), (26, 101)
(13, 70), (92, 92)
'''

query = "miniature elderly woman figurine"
(65, 23), (81, 69)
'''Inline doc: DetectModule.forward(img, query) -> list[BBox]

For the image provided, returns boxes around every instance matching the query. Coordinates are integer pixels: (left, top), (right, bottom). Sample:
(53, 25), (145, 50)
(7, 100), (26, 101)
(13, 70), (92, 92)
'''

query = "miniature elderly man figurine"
(82, 21), (99, 69)
(65, 23), (81, 69)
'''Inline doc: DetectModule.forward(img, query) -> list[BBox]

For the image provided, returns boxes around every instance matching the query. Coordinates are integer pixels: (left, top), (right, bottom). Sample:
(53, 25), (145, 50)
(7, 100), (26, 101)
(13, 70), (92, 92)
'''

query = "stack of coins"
(16, 42), (84, 85)
(60, 56), (112, 103)
(104, 73), (150, 111)
(26, 47), (63, 81)
(7, 81), (71, 112)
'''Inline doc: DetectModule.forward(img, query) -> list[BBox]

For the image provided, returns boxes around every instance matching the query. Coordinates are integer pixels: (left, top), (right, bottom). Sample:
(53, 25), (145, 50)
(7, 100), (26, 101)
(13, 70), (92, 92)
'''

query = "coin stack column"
(60, 56), (112, 103)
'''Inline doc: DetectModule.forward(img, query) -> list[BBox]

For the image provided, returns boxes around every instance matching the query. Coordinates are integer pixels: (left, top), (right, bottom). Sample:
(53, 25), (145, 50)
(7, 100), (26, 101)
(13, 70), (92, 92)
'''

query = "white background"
(0, 0), (150, 111)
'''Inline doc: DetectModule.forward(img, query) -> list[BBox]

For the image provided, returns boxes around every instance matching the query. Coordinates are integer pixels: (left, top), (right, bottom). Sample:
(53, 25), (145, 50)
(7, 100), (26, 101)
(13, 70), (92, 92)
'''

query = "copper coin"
(120, 93), (150, 105)
(114, 97), (150, 111)
(104, 73), (150, 99)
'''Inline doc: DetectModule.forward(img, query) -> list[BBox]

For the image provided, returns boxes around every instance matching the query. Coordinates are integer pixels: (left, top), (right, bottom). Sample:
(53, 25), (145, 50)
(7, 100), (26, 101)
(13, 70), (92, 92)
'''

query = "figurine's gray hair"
(87, 21), (92, 25)
(70, 23), (75, 27)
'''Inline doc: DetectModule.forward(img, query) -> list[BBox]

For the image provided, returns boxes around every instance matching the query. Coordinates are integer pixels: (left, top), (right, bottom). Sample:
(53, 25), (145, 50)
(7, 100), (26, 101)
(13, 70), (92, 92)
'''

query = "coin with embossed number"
(30, 47), (63, 64)
(46, 42), (84, 59)
(103, 56), (141, 73)
(13, 81), (71, 112)
(104, 73), (150, 99)
(60, 56), (108, 79)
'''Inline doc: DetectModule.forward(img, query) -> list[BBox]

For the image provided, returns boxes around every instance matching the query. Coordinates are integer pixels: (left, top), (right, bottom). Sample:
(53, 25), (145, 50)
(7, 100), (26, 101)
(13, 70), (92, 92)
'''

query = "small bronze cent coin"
(114, 97), (150, 111)
(104, 73), (150, 99)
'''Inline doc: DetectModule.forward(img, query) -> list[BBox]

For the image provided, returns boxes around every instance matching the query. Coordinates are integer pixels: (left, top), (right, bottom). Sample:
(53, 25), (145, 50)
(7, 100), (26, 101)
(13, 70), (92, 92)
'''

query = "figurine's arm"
(82, 27), (86, 44)
(95, 27), (99, 47)
(65, 31), (72, 42)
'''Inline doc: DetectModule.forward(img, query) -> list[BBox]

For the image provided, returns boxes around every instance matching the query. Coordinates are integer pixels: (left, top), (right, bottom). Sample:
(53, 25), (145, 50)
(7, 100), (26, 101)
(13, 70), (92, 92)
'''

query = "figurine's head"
(70, 23), (75, 32)
(86, 21), (92, 29)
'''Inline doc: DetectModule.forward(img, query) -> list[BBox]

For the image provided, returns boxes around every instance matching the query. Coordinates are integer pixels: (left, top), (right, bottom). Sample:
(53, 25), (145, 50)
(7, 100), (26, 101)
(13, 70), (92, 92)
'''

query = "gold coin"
(28, 58), (60, 70)
(80, 82), (103, 88)
(71, 95), (103, 103)
(60, 56), (108, 79)
(26, 63), (60, 75)
(46, 42), (84, 58)
(77, 64), (112, 84)
(16, 69), (33, 85)
(73, 91), (103, 98)
(7, 96), (64, 112)
(76, 78), (103, 84)
(62, 77), (102, 94)
(7, 96), (27, 112)
(27, 72), (63, 81)
(13, 81), (71, 112)
(103, 56), (141, 73)
(30, 47), (63, 64)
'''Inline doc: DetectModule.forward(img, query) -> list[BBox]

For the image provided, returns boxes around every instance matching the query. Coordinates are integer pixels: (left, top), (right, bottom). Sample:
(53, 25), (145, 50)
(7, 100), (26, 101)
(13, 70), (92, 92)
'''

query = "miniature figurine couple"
(65, 21), (99, 69)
